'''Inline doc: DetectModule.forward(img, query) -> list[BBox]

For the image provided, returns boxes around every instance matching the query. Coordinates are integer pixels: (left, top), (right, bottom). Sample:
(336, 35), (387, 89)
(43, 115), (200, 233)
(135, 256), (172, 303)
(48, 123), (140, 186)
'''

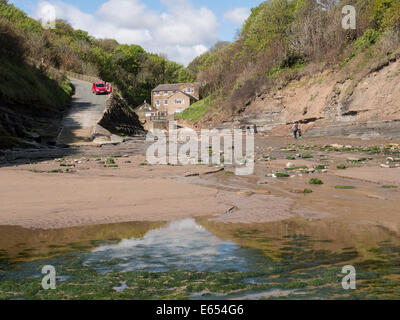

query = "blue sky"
(10, 0), (264, 64)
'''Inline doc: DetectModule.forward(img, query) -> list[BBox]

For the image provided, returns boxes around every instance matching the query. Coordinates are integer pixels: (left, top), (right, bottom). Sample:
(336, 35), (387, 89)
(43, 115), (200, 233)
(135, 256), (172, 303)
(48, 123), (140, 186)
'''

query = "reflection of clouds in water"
(85, 219), (257, 273)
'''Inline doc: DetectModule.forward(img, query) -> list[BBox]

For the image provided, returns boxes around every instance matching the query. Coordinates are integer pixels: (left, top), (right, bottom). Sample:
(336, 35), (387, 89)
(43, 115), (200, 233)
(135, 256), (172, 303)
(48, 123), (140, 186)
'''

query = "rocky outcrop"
(215, 58), (400, 138)
(0, 101), (67, 149)
(98, 93), (145, 137)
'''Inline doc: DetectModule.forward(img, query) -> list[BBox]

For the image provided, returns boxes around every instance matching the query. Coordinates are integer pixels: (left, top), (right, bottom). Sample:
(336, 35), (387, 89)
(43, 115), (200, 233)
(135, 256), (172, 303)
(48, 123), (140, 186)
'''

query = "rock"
(307, 168), (315, 173)
(235, 190), (254, 197)
(367, 194), (386, 200)
(291, 189), (304, 194)
(256, 189), (271, 195)
(380, 164), (390, 168)
(330, 144), (344, 149)
(4, 151), (15, 161)
(387, 157), (394, 162)
(321, 169), (328, 173)
(185, 172), (200, 177)
(257, 181), (268, 185)
(286, 162), (295, 168)
(225, 206), (237, 214)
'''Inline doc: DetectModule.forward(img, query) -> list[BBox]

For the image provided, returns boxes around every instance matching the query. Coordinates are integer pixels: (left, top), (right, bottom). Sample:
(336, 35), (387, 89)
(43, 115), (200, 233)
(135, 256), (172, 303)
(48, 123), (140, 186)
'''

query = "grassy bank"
(0, 59), (72, 109)
(175, 96), (213, 122)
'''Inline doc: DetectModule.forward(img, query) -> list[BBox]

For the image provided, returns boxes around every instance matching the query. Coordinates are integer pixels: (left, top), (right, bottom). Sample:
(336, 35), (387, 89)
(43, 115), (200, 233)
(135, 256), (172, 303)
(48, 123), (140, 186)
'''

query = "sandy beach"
(0, 136), (399, 233)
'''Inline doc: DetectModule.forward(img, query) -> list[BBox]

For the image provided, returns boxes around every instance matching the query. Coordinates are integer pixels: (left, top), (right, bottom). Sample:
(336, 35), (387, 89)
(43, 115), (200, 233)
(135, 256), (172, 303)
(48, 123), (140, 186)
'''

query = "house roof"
(152, 82), (201, 92)
(169, 90), (198, 101)
(153, 83), (183, 92)
(135, 102), (158, 112)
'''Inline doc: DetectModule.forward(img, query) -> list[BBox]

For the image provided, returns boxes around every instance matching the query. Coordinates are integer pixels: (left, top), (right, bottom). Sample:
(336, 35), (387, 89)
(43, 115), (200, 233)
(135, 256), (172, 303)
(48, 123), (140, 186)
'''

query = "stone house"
(135, 101), (159, 121)
(151, 83), (201, 116)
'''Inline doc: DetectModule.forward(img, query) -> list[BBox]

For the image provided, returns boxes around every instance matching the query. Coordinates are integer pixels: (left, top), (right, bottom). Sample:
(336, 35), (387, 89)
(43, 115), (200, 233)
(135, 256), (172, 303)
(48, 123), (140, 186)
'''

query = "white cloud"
(34, 0), (218, 65)
(223, 7), (250, 25)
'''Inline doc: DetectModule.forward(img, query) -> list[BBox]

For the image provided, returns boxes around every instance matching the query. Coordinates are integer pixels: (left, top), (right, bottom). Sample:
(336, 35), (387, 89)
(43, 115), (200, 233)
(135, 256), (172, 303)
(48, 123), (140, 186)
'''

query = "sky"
(10, 0), (264, 65)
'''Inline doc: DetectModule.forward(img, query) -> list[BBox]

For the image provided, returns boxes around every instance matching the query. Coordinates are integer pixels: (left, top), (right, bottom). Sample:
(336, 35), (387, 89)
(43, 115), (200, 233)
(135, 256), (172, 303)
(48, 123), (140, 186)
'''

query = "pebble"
(286, 162), (295, 168)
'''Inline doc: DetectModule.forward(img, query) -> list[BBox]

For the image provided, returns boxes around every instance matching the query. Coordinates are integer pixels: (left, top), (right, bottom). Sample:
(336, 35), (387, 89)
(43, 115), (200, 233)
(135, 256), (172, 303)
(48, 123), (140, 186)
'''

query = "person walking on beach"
(292, 122), (299, 140)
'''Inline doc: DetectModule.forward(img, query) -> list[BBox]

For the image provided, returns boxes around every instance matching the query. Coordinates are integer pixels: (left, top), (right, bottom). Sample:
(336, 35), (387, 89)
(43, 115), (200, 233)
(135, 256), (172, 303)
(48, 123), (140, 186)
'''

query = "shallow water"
(0, 217), (400, 299)
(85, 219), (261, 273)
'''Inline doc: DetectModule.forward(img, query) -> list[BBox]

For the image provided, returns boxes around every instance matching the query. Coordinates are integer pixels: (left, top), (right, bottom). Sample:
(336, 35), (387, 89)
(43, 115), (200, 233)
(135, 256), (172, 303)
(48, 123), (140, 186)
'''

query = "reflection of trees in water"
(0, 221), (166, 264)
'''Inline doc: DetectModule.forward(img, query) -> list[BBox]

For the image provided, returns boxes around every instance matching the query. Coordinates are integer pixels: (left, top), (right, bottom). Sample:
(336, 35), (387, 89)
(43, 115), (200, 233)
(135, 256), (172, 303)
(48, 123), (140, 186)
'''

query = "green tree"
(113, 44), (146, 75)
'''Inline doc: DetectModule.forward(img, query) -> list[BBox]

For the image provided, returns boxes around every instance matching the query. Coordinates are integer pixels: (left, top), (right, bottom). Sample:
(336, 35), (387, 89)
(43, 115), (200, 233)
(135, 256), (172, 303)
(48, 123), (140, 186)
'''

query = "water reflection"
(0, 217), (399, 299)
(0, 221), (166, 264)
(85, 219), (262, 273)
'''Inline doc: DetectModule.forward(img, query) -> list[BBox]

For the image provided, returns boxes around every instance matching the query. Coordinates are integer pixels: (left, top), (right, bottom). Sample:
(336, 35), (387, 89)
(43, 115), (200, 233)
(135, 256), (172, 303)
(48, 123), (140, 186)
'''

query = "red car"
(92, 82), (111, 95)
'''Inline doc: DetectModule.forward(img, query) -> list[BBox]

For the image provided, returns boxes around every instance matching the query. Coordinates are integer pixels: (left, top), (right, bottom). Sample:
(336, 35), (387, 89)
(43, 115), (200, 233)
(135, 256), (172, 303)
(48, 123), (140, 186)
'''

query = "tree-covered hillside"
(185, 0), (400, 123)
(0, 2), (195, 108)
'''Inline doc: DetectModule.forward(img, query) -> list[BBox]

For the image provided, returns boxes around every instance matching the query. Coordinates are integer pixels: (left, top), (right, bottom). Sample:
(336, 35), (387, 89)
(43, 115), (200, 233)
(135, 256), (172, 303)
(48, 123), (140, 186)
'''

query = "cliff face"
(0, 101), (67, 149)
(0, 57), (73, 149)
(215, 57), (400, 138)
(98, 94), (145, 137)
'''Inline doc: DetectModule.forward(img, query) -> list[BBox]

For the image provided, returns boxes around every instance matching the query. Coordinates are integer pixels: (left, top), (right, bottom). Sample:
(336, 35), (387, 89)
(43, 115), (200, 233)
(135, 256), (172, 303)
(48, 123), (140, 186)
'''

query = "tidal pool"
(84, 219), (261, 273)
(0, 218), (399, 299)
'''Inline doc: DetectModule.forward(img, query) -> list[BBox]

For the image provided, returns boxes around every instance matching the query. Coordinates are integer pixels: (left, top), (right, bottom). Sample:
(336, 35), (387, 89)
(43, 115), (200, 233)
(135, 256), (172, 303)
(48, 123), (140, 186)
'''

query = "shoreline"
(0, 136), (399, 232)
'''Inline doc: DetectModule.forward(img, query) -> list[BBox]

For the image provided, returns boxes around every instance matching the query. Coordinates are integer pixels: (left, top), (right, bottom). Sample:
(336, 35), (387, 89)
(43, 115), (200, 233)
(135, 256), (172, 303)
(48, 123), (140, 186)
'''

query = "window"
(163, 91), (168, 96)
(154, 91), (160, 96)
(156, 100), (160, 107)
(175, 99), (184, 105)
(164, 100), (168, 105)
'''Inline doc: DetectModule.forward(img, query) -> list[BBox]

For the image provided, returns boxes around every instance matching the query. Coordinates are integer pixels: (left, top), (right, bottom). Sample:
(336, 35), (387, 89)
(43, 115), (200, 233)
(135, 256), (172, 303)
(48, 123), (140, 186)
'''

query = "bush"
(382, 0), (400, 31)
(309, 178), (323, 185)
(0, 17), (26, 59)
(353, 29), (380, 54)
(276, 172), (290, 177)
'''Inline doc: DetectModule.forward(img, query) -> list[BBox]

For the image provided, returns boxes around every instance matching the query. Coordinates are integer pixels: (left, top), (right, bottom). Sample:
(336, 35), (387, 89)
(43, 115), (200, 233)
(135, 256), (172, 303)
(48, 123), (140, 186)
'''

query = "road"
(58, 78), (108, 145)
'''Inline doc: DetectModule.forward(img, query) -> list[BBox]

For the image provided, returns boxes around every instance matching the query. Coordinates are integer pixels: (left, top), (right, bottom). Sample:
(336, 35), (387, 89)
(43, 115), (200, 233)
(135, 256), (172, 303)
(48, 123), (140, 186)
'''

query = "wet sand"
(0, 136), (399, 233)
